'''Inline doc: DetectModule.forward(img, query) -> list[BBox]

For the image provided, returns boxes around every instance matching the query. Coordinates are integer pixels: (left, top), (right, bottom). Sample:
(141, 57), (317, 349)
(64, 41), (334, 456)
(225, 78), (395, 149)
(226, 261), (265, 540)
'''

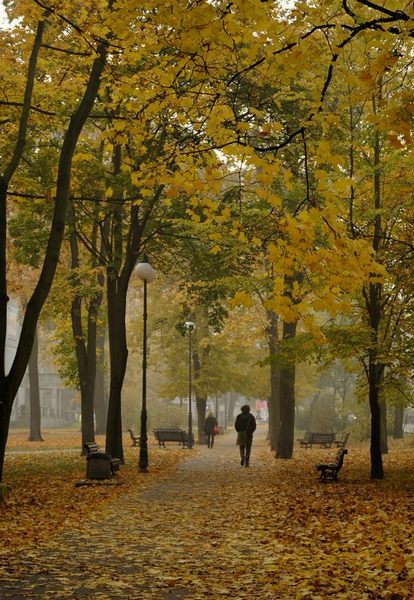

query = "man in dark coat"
(235, 404), (257, 467)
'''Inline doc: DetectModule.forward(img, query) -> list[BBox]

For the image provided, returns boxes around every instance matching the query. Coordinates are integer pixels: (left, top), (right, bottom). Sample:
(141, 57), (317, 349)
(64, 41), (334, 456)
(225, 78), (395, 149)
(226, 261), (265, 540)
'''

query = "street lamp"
(184, 320), (195, 449)
(134, 255), (156, 472)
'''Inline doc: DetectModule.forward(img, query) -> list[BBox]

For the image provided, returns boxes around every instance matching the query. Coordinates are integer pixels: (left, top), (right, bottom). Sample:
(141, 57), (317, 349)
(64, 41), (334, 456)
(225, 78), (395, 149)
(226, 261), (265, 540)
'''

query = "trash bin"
(86, 452), (112, 479)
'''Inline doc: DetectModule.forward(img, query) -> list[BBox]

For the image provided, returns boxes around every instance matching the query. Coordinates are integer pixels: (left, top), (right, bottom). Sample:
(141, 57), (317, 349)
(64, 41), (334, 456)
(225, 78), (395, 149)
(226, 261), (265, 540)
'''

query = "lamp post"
(184, 320), (195, 449)
(134, 255), (156, 472)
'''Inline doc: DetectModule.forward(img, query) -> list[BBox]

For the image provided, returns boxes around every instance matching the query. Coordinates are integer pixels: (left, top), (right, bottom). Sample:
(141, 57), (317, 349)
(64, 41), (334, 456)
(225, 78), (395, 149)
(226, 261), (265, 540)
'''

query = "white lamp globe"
(134, 260), (156, 283)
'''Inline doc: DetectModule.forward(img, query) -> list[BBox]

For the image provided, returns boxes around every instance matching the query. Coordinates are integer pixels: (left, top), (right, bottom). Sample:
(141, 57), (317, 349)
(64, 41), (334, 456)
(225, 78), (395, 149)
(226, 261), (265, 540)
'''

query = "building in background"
(7, 300), (78, 428)
(403, 408), (414, 434)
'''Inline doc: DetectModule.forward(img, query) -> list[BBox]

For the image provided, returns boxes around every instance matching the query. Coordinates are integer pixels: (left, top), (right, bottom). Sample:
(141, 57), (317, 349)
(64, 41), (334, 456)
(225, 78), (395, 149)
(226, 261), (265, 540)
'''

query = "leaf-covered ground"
(1, 429), (186, 553)
(1, 426), (414, 599)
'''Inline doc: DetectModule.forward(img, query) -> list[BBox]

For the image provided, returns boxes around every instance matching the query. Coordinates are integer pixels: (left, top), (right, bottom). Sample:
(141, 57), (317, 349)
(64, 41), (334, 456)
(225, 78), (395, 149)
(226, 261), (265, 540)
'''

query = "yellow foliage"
(229, 291), (254, 308)
(268, 193), (283, 208)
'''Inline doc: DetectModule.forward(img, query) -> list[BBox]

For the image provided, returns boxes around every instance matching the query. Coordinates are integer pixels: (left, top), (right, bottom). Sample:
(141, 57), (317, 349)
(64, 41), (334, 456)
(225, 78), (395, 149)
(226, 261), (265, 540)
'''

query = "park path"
(3, 431), (412, 599)
(1, 425), (291, 600)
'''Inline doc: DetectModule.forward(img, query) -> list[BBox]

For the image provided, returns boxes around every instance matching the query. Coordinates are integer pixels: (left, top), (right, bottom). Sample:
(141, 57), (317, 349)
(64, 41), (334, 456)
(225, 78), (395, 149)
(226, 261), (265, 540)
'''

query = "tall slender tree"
(0, 7), (108, 480)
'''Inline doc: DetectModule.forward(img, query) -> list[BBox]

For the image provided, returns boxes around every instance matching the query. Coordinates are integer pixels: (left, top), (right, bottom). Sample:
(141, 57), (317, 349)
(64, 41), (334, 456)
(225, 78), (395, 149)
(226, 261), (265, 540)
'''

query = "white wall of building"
(7, 300), (77, 428)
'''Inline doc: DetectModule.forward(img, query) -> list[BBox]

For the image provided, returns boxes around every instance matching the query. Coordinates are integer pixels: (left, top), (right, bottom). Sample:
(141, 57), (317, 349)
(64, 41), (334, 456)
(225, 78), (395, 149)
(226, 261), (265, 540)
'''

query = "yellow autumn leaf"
(229, 291), (254, 308)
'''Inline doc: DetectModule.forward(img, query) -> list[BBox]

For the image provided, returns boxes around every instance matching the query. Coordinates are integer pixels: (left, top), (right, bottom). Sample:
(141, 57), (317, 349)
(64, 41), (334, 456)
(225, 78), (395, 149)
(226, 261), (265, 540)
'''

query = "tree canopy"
(1, 0), (414, 479)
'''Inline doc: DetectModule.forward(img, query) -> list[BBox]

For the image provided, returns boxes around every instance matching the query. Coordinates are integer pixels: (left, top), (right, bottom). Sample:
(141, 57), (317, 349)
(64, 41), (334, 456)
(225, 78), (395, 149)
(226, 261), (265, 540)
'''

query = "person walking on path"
(235, 404), (257, 466)
(204, 410), (218, 448)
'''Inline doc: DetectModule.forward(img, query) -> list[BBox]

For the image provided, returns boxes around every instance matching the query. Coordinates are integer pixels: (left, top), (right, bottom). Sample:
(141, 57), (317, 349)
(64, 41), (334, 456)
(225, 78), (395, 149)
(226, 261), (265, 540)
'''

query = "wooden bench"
(316, 448), (348, 482)
(84, 442), (122, 479)
(128, 428), (140, 447)
(333, 432), (350, 448)
(298, 432), (335, 448)
(153, 428), (191, 448)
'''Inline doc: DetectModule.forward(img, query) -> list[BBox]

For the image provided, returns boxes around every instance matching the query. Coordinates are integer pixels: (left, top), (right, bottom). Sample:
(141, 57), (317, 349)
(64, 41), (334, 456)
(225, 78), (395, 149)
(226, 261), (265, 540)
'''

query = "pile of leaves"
(117, 438), (414, 600)
(0, 429), (186, 553)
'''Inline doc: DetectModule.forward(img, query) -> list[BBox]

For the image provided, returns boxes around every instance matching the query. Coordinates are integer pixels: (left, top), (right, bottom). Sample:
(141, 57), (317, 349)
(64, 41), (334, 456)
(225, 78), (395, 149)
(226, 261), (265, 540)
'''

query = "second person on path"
(204, 411), (218, 448)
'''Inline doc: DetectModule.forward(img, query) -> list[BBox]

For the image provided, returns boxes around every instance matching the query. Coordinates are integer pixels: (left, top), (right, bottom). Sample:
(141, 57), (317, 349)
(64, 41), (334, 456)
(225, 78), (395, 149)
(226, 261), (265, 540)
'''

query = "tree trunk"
(276, 320), (297, 459)
(0, 387), (13, 480)
(367, 124), (384, 479)
(196, 396), (207, 444)
(192, 349), (206, 443)
(309, 393), (319, 432)
(368, 350), (384, 479)
(0, 39), (107, 481)
(105, 278), (128, 462)
(268, 366), (281, 450)
(266, 309), (280, 451)
(393, 405), (404, 439)
(69, 230), (95, 451)
(0, 19), (46, 480)
(69, 199), (105, 448)
(102, 143), (147, 462)
(94, 326), (107, 435)
(28, 326), (43, 441)
(380, 398), (388, 454)
(227, 391), (237, 425)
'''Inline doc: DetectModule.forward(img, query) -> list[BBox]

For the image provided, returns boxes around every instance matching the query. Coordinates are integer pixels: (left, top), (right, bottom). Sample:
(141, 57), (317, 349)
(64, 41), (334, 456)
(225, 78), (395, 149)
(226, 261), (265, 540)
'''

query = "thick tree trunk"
(268, 366), (280, 450)
(0, 387), (13, 481)
(28, 326), (43, 442)
(276, 320), (297, 459)
(105, 278), (128, 462)
(369, 357), (384, 479)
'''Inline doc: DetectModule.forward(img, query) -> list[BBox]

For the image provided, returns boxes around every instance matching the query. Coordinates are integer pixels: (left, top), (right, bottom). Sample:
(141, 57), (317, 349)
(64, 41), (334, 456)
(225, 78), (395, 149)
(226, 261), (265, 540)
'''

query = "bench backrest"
(154, 429), (185, 441)
(84, 442), (100, 454)
(153, 428), (183, 434)
(311, 433), (335, 442)
(128, 429), (139, 438)
(335, 449), (348, 467)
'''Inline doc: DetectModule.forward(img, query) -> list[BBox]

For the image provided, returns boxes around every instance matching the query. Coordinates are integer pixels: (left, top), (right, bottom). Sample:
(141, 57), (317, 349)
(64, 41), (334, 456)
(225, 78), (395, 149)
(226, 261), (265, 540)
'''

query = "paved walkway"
(1, 425), (287, 600)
